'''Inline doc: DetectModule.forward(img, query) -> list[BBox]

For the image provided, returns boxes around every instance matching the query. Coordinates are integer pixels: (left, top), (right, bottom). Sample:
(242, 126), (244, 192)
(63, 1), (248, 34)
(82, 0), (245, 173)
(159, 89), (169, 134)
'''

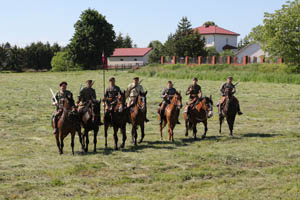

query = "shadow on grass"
(242, 133), (282, 138)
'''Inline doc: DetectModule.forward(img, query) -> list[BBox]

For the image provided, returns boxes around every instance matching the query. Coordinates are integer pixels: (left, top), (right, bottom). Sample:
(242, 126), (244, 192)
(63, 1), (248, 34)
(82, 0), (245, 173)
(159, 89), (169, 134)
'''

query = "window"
(120, 59), (124, 61)
(134, 59), (137, 61)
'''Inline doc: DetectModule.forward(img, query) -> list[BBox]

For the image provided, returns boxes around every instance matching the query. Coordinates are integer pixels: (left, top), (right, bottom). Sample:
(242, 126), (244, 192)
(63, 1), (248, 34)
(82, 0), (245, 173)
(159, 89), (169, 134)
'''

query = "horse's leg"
(168, 122), (172, 142)
(104, 124), (108, 148)
(131, 125), (135, 144)
(85, 130), (89, 152)
(77, 129), (84, 151)
(59, 132), (64, 155)
(113, 126), (119, 150)
(133, 126), (137, 146)
(120, 126), (127, 149)
(193, 123), (197, 140)
(71, 131), (75, 155)
(93, 128), (98, 153)
(139, 123), (145, 144)
(227, 115), (236, 136)
(202, 120), (208, 139)
(55, 132), (61, 155)
(219, 115), (224, 135)
(185, 118), (189, 137)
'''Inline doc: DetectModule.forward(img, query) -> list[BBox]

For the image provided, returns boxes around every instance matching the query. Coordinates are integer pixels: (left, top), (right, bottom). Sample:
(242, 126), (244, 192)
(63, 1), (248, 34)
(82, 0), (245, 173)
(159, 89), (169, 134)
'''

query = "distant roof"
(111, 48), (152, 57)
(194, 25), (240, 36)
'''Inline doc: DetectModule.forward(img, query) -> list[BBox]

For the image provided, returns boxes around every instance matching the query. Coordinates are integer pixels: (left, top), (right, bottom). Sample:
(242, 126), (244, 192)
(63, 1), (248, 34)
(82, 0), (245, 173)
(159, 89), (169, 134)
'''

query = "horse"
(52, 97), (83, 155)
(184, 96), (213, 140)
(219, 88), (239, 136)
(129, 91), (147, 146)
(80, 99), (101, 153)
(159, 92), (182, 142)
(104, 91), (128, 150)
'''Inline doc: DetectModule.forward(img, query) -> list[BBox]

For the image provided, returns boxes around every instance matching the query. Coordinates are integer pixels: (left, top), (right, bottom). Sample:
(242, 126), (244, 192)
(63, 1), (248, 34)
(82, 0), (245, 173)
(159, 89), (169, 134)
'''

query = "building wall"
(202, 34), (238, 53)
(235, 43), (266, 63)
(214, 35), (237, 52)
(107, 51), (152, 66)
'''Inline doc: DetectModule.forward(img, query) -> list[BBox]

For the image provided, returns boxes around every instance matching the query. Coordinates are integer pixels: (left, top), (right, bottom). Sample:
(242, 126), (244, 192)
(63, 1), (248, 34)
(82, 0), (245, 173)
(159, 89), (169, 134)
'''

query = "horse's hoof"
(138, 139), (143, 144)
(185, 133), (188, 137)
(120, 144), (125, 149)
(114, 147), (119, 150)
(201, 136), (206, 139)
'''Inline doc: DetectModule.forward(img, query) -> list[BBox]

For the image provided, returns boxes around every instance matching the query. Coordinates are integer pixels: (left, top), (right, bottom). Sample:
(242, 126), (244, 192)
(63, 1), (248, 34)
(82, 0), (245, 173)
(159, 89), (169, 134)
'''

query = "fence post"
(185, 56), (189, 65)
(233, 56), (237, 64)
(278, 58), (283, 64)
(248, 56), (251, 64)
(212, 56), (216, 65)
(243, 56), (248, 65)
(227, 56), (231, 64)
(161, 56), (164, 65)
(198, 56), (202, 65)
(172, 56), (176, 64)
(260, 56), (264, 63)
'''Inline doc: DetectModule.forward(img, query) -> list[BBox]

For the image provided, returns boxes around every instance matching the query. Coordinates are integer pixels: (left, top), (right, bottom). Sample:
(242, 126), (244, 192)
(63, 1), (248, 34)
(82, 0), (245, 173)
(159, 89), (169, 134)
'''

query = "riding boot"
(177, 110), (181, 124)
(53, 116), (58, 135)
(237, 104), (243, 115)
(186, 106), (190, 121)
(159, 110), (164, 125)
(218, 103), (222, 115)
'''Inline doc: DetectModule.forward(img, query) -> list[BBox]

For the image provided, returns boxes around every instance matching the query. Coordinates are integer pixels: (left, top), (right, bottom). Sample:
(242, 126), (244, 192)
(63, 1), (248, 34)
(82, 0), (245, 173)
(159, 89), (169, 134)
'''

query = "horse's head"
(91, 99), (100, 116)
(203, 95), (214, 118)
(136, 91), (147, 110)
(61, 97), (72, 111)
(172, 91), (182, 110)
(225, 87), (233, 97)
(116, 91), (126, 112)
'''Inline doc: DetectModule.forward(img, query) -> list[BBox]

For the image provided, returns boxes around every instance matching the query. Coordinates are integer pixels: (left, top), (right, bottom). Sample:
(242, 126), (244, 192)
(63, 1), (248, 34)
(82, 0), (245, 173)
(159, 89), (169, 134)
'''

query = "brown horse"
(159, 92), (182, 142)
(219, 88), (239, 136)
(80, 99), (101, 153)
(184, 96), (213, 140)
(52, 97), (82, 155)
(104, 91), (128, 150)
(129, 91), (147, 146)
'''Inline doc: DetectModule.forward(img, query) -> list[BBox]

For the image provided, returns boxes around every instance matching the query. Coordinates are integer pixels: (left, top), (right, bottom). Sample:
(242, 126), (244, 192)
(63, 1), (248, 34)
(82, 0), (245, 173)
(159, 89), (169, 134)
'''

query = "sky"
(0, 0), (287, 47)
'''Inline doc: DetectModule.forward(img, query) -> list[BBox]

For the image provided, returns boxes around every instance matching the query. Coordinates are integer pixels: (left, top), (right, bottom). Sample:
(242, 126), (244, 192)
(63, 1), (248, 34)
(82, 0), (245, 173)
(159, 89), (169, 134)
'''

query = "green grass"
(0, 69), (300, 199)
(134, 63), (300, 84)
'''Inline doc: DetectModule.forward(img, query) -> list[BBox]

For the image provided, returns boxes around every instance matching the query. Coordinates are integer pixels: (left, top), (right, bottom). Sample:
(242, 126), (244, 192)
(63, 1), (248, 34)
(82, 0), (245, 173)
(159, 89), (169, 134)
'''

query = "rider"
(185, 77), (202, 121)
(52, 81), (75, 134)
(217, 77), (243, 115)
(77, 80), (102, 125)
(159, 81), (180, 125)
(104, 77), (121, 113)
(125, 77), (149, 122)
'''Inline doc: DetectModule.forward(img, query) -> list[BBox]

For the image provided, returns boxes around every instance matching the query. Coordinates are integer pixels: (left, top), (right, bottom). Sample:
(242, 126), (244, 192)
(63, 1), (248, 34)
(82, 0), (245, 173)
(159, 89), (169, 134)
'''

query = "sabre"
(234, 81), (240, 87)
(50, 88), (58, 104)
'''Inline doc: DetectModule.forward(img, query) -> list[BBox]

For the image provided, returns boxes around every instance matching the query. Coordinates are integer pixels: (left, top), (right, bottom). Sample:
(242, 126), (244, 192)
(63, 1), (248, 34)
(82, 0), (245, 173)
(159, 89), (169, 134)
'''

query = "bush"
(51, 52), (81, 71)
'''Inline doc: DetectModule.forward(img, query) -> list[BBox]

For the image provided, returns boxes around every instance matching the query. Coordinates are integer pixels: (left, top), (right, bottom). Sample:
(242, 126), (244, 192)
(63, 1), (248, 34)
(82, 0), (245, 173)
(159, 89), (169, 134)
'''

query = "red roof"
(194, 25), (240, 36)
(111, 48), (152, 57)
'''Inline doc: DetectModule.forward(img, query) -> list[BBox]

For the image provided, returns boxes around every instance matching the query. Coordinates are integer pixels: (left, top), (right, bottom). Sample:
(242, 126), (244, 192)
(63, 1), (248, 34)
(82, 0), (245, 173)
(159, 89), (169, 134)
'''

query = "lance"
(102, 52), (106, 114)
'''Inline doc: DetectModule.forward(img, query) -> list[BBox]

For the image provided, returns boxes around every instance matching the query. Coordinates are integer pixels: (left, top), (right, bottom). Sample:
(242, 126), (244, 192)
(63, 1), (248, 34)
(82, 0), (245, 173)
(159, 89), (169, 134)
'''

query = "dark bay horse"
(104, 91), (128, 150)
(129, 91), (147, 146)
(52, 97), (83, 155)
(80, 99), (101, 153)
(219, 88), (239, 136)
(159, 92), (182, 142)
(184, 96), (213, 140)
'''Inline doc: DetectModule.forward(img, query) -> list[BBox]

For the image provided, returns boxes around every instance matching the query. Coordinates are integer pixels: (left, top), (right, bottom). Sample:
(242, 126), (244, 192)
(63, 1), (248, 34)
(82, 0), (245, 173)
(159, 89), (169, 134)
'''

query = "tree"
(148, 40), (165, 63)
(115, 32), (124, 48)
(220, 50), (234, 57)
(262, 0), (300, 63)
(206, 46), (219, 57)
(203, 21), (216, 27)
(51, 51), (80, 71)
(0, 42), (10, 70)
(68, 9), (116, 69)
(123, 34), (133, 48)
(6, 45), (25, 72)
(164, 17), (207, 57)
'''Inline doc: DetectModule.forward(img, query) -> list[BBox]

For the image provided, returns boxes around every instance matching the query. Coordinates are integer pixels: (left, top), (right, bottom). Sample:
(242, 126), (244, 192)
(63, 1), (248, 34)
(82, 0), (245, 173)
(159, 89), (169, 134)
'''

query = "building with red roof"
(194, 25), (240, 53)
(108, 48), (152, 67)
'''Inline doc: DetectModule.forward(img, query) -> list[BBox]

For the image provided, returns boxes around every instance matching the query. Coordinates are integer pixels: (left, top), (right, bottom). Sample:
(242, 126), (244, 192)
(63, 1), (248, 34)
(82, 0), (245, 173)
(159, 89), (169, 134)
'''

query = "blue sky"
(0, 0), (287, 47)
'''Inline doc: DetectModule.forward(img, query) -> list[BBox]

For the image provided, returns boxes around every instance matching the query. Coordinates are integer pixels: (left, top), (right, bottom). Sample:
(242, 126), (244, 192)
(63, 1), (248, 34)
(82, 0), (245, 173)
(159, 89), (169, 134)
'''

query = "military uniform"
(104, 85), (121, 111)
(125, 83), (144, 107)
(52, 90), (75, 134)
(159, 87), (178, 124)
(218, 82), (242, 115)
(185, 84), (202, 120)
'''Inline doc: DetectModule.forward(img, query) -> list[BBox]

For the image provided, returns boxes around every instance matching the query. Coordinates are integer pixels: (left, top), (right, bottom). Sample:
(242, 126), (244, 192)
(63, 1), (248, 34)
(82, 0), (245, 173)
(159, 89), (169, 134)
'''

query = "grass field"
(0, 69), (300, 200)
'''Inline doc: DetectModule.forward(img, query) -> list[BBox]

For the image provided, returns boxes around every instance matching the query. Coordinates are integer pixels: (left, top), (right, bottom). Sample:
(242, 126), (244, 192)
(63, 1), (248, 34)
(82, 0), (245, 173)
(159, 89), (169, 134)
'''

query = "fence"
(98, 63), (144, 71)
(161, 56), (284, 65)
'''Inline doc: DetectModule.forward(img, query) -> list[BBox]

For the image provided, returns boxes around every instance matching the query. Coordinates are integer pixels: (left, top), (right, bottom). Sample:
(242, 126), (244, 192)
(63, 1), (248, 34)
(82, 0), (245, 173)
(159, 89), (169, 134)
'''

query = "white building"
(194, 25), (240, 53)
(235, 43), (267, 63)
(108, 48), (152, 67)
